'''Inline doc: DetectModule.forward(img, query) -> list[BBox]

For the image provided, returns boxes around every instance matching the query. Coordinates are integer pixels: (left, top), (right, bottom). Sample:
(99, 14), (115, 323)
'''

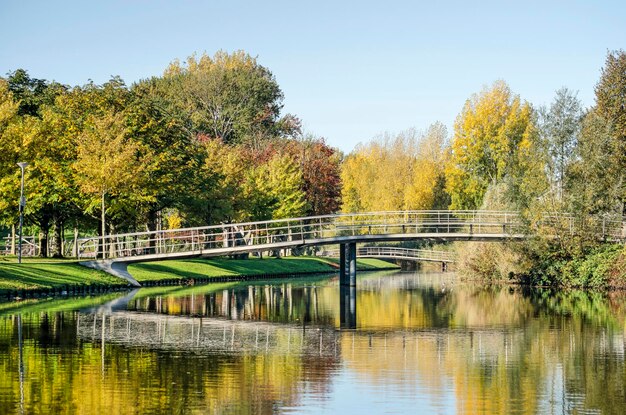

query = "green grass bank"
(0, 256), (398, 299)
(128, 256), (398, 284)
(0, 257), (127, 293)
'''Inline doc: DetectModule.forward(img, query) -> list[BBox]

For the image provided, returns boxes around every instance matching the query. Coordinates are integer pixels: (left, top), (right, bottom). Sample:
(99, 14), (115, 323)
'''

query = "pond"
(1, 271), (625, 414)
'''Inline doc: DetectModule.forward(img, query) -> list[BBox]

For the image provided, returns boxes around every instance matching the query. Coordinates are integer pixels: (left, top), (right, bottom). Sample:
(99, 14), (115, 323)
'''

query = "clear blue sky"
(1, 0), (624, 153)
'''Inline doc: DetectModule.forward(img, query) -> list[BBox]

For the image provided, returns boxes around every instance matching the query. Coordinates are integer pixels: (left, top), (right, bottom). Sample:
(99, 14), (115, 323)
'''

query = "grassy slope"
(0, 256), (398, 293)
(0, 261), (127, 291)
(128, 256), (398, 283)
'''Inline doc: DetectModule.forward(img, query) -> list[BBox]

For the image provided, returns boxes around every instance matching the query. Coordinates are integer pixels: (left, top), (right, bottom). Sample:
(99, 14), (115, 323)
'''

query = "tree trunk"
(51, 213), (64, 258)
(39, 229), (49, 258)
(101, 192), (106, 259)
(38, 215), (51, 258)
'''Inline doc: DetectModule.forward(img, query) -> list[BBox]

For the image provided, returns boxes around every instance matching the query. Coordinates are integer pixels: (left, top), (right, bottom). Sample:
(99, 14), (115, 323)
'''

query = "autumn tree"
(282, 135), (342, 215)
(0, 71), (70, 256)
(404, 122), (450, 210)
(73, 110), (149, 255)
(445, 81), (542, 210)
(0, 79), (27, 229)
(342, 130), (417, 212)
(341, 127), (449, 213)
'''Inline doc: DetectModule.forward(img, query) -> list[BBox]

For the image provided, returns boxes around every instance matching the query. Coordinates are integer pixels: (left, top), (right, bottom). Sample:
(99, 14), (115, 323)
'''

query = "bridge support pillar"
(339, 243), (356, 287)
(340, 285), (357, 329)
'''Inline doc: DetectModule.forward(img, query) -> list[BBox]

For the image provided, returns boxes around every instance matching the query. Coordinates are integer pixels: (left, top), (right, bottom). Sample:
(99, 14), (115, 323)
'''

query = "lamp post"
(17, 162), (28, 264)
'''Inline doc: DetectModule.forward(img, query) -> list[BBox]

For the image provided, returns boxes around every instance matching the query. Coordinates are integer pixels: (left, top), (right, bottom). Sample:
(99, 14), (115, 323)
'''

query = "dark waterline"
(1, 271), (625, 414)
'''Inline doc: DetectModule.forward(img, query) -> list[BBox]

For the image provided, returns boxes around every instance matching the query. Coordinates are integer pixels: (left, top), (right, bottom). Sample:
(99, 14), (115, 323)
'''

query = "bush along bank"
(516, 244), (626, 289)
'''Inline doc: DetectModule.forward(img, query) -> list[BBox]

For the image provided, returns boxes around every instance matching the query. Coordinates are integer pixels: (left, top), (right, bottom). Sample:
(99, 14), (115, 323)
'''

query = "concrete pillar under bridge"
(339, 243), (357, 329)
(339, 243), (357, 287)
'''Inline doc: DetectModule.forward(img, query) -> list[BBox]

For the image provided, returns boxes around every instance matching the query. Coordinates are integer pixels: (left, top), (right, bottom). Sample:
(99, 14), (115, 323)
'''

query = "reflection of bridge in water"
(74, 310), (599, 370)
(77, 312), (342, 356)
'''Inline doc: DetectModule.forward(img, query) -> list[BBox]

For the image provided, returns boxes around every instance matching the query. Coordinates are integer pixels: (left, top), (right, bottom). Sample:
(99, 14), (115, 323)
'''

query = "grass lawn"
(128, 256), (398, 283)
(0, 255), (398, 295)
(0, 260), (128, 292)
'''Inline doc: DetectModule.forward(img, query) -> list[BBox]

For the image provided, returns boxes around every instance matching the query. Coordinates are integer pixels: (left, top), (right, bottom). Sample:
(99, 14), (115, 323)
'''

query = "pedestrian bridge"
(77, 210), (625, 286)
(79, 210), (527, 262)
(321, 246), (456, 263)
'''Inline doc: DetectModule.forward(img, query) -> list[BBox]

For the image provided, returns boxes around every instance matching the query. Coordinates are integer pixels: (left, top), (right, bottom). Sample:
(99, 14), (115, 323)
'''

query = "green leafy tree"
(266, 154), (308, 219)
(539, 88), (582, 203)
(162, 50), (284, 146)
(593, 50), (626, 215)
(567, 51), (626, 216)
(127, 78), (204, 230)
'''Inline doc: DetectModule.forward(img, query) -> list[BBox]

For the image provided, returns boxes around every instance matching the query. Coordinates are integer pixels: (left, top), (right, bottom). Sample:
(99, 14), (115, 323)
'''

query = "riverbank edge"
(0, 257), (400, 301)
(457, 242), (626, 289)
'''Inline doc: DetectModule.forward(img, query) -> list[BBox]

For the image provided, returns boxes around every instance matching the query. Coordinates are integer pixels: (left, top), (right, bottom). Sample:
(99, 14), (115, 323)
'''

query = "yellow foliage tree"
(404, 122), (449, 210)
(445, 81), (539, 210)
(74, 111), (148, 249)
(341, 126), (449, 213)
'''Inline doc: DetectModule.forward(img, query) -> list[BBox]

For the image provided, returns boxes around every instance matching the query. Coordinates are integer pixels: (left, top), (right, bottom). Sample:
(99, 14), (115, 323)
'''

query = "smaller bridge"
(322, 246), (455, 263)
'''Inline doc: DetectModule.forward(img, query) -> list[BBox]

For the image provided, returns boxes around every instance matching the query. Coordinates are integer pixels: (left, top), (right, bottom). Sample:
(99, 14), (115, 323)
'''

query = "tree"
(568, 110), (622, 215)
(5, 69), (66, 117)
(404, 122), (450, 210)
(162, 51), (284, 146)
(341, 127), (450, 213)
(282, 135), (342, 215)
(127, 78), (204, 230)
(73, 111), (148, 256)
(265, 154), (308, 219)
(539, 88), (582, 203)
(567, 51), (626, 217)
(593, 50), (626, 215)
(0, 71), (70, 256)
(0, 80), (22, 228)
(445, 81), (539, 210)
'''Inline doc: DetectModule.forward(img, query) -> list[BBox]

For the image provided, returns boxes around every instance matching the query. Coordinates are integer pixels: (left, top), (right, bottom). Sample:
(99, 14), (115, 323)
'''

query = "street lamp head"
(16, 162), (29, 169)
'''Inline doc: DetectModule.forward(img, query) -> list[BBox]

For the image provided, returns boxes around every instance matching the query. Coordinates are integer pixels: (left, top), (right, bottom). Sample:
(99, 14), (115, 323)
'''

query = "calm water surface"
(1, 271), (625, 414)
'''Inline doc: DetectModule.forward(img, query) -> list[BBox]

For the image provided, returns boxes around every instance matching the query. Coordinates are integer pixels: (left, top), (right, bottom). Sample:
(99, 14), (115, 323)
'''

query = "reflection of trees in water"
(342, 286), (626, 414)
(0, 312), (340, 415)
(129, 284), (336, 327)
(2, 280), (626, 414)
